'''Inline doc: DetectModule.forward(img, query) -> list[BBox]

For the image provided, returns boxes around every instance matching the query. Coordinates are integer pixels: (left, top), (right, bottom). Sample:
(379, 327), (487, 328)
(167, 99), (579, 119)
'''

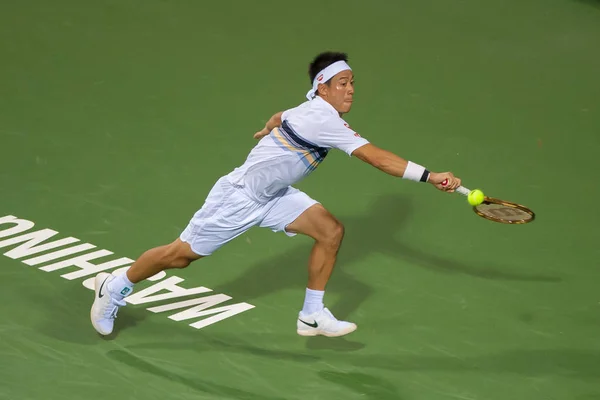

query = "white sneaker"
(297, 307), (357, 337)
(90, 272), (126, 336)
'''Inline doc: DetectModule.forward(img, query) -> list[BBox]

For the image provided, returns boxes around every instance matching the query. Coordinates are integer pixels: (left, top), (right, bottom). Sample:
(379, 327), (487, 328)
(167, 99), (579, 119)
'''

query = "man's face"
(318, 70), (355, 115)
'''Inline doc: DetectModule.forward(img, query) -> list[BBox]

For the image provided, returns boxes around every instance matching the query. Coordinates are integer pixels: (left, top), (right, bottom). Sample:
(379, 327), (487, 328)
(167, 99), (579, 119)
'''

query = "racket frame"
(454, 185), (535, 224)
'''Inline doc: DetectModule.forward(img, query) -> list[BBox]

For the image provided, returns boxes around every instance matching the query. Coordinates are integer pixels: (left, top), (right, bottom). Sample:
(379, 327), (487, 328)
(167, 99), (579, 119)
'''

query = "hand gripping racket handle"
(441, 178), (470, 196)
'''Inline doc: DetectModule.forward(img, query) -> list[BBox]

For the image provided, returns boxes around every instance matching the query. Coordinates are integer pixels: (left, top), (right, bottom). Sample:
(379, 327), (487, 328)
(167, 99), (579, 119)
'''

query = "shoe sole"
(297, 324), (357, 337)
(90, 273), (112, 336)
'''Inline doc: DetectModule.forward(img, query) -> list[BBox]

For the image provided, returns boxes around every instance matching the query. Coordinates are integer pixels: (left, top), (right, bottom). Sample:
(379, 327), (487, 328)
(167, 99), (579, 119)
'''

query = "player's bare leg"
(286, 204), (345, 290)
(90, 239), (202, 336)
(286, 204), (357, 337)
(126, 239), (203, 283)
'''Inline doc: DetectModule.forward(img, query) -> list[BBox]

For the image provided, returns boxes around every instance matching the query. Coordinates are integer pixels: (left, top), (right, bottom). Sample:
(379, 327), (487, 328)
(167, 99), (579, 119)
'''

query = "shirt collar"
(312, 96), (340, 117)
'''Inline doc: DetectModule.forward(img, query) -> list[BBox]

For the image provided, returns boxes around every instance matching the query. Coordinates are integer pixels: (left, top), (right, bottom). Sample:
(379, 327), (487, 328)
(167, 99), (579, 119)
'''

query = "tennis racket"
(441, 179), (535, 224)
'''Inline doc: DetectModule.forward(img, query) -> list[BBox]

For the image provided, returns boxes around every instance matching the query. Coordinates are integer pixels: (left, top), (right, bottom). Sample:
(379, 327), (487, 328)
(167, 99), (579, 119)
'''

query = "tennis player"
(91, 51), (462, 338)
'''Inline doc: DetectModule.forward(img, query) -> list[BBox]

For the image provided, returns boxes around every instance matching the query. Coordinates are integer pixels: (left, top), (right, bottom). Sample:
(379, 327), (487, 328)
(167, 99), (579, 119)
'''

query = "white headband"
(306, 60), (352, 100)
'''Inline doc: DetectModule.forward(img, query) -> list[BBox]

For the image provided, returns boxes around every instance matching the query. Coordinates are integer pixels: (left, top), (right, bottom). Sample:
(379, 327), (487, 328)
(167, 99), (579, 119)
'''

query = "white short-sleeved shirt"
(226, 96), (369, 203)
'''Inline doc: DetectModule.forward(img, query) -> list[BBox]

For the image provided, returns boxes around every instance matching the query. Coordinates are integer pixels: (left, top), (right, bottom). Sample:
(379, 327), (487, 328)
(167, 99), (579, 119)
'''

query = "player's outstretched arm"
(254, 112), (283, 139)
(352, 143), (461, 192)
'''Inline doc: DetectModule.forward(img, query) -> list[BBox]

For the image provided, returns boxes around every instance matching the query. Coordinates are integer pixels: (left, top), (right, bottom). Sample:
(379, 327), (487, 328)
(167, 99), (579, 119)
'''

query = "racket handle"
(441, 178), (470, 196)
(455, 186), (470, 196)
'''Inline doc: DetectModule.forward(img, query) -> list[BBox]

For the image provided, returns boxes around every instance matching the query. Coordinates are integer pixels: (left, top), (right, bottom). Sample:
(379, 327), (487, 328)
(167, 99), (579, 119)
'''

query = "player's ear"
(317, 83), (328, 97)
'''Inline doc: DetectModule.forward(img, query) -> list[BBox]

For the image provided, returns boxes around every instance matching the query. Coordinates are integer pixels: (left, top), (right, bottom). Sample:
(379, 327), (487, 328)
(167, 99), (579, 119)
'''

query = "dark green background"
(1, 0), (599, 399)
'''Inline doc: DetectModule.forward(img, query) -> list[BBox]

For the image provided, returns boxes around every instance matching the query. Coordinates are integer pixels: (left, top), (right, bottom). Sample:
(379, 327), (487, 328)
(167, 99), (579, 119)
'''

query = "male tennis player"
(90, 51), (462, 338)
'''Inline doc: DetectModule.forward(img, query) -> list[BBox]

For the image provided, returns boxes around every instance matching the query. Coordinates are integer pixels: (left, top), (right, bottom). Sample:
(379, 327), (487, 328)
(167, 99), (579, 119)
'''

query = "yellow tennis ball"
(468, 189), (485, 206)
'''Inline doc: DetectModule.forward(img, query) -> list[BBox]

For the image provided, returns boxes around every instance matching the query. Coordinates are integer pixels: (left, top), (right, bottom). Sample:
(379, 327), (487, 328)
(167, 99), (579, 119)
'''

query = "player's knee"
(169, 256), (194, 269)
(322, 220), (345, 249)
(161, 242), (199, 269)
(333, 221), (345, 245)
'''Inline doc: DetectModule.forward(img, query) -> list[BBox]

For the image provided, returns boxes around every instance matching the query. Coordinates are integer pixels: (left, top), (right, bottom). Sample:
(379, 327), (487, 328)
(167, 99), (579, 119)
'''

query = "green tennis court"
(1, 0), (599, 399)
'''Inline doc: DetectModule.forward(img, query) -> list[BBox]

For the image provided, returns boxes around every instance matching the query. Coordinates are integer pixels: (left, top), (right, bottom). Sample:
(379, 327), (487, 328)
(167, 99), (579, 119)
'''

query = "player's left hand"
(253, 128), (270, 140)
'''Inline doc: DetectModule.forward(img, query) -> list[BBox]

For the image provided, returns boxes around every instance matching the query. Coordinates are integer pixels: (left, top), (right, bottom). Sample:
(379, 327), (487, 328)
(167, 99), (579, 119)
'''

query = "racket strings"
(474, 199), (534, 224)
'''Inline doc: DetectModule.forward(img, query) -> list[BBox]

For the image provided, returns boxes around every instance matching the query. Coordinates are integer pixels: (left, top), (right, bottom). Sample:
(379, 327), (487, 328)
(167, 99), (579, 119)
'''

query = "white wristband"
(403, 161), (430, 182)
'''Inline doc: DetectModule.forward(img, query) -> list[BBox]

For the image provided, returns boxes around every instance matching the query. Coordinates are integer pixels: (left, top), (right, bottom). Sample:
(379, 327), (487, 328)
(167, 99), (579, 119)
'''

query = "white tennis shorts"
(180, 176), (319, 256)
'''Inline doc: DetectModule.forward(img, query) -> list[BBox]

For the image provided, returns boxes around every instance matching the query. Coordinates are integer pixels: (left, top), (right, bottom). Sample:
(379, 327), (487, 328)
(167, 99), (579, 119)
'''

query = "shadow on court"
(121, 336), (600, 379)
(575, 0), (600, 9)
(345, 348), (600, 379)
(114, 333), (600, 391)
(125, 332), (322, 363)
(106, 348), (289, 400)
